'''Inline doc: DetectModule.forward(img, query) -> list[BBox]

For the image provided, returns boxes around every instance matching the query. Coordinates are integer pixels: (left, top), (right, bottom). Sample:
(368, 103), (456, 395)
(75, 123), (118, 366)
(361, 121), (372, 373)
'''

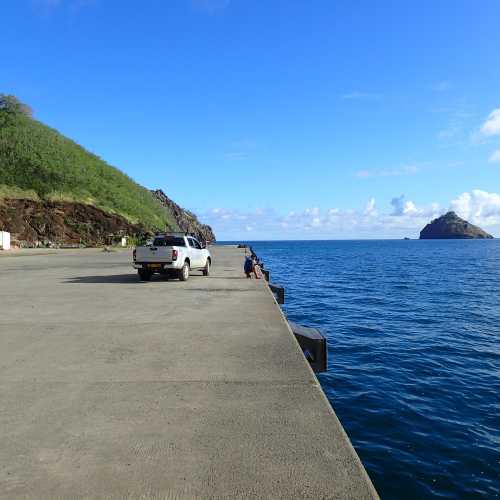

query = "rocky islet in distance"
(420, 211), (493, 239)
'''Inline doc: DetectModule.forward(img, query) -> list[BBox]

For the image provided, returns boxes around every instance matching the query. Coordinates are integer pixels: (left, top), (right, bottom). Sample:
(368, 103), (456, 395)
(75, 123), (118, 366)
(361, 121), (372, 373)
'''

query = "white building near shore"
(0, 231), (11, 250)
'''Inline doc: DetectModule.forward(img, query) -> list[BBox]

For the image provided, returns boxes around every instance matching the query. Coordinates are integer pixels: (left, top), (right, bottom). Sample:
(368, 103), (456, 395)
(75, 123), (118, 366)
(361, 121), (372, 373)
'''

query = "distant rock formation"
(151, 189), (216, 243)
(420, 211), (493, 239)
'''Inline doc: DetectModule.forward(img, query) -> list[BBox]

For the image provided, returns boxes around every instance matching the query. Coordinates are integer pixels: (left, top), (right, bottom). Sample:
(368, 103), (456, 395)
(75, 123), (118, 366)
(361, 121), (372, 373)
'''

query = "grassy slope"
(0, 109), (178, 231)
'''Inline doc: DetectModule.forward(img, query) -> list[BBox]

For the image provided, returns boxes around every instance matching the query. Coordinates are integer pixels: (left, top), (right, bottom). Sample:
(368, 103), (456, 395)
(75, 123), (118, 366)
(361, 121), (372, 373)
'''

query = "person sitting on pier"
(244, 254), (261, 279)
(253, 255), (263, 278)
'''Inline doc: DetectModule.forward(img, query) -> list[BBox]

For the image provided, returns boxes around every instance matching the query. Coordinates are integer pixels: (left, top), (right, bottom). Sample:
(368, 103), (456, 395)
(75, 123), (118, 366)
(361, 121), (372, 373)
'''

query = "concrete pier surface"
(0, 246), (377, 499)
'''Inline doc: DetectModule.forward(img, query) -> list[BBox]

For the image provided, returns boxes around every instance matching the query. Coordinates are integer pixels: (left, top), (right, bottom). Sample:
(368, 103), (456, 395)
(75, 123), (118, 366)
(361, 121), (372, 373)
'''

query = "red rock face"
(0, 199), (144, 246)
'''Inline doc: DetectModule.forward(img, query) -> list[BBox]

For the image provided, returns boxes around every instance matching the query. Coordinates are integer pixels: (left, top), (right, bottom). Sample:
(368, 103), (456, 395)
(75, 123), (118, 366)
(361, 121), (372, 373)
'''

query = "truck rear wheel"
(202, 259), (210, 276)
(138, 269), (152, 281)
(179, 262), (190, 281)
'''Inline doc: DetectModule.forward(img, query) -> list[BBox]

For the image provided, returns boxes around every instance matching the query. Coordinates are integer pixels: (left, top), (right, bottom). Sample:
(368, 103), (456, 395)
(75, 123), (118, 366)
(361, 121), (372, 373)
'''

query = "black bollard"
(269, 283), (285, 304)
(288, 321), (328, 373)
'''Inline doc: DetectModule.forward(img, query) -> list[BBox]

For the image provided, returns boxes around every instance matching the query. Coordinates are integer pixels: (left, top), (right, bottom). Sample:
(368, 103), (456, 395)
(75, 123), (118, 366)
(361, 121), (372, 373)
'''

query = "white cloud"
(356, 165), (420, 178)
(450, 190), (500, 225)
(208, 208), (249, 221)
(202, 197), (440, 239)
(480, 109), (500, 136)
(201, 191), (500, 239)
(305, 207), (320, 216)
(488, 150), (500, 163)
(390, 195), (421, 216)
(364, 198), (377, 216)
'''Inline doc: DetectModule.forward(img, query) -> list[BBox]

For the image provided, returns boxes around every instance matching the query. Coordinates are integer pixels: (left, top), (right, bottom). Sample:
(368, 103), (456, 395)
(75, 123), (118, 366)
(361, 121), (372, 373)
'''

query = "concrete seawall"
(0, 245), (378, 499)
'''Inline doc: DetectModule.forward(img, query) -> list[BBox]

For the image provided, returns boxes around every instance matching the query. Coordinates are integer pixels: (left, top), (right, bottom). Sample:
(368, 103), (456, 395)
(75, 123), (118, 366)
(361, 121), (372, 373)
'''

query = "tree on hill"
(0, 94), (32, 117)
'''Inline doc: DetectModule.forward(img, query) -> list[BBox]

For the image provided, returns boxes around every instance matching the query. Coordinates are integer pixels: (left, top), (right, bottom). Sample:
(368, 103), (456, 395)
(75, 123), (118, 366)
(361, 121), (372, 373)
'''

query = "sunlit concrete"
(0, 246), (377, 499)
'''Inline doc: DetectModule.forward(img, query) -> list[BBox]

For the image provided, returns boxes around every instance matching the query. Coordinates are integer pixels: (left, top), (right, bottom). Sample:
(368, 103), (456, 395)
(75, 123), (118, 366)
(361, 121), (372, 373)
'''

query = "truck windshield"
(153, 237), (185, 247)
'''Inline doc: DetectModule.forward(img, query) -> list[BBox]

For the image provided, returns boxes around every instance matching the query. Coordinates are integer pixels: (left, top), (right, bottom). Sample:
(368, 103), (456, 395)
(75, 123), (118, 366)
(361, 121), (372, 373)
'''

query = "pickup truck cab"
(133, 233), (211, 281)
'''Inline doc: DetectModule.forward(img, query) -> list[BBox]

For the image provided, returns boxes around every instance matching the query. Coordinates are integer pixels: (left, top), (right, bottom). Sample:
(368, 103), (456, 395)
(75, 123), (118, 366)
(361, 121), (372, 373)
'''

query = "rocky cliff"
(0, 193), (216, 247)
(420, 211), (493, 239)
(151, 189), (215, 242)
(0, 198), (145, 247)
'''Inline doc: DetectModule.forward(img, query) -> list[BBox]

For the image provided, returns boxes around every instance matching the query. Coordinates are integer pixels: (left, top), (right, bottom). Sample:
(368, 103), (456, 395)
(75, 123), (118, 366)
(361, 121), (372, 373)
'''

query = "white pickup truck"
(133, 233), (211, 281)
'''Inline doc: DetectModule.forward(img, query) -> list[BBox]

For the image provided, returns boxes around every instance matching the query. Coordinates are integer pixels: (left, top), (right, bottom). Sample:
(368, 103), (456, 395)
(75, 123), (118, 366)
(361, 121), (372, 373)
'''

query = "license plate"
(148, 264), (161, 269)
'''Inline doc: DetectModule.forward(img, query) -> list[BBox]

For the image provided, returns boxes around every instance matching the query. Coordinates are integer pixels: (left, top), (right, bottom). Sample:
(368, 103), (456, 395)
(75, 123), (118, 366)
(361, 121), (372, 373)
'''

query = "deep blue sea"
(230, 240), (500, 499)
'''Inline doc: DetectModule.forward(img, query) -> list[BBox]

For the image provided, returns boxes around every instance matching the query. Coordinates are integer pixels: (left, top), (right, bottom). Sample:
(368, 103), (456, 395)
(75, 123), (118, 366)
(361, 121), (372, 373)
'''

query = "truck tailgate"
(135, 246), (174, 262)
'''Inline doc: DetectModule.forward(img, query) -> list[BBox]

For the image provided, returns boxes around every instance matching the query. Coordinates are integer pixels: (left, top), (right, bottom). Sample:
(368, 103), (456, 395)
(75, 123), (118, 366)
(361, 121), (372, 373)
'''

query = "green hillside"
(0, 95), (178, 231)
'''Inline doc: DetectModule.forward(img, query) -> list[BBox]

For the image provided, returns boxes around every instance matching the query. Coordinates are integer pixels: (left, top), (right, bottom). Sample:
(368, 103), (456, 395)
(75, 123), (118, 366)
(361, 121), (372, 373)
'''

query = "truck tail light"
(133, 249), (136, 261)
(172, 249), (178, 261)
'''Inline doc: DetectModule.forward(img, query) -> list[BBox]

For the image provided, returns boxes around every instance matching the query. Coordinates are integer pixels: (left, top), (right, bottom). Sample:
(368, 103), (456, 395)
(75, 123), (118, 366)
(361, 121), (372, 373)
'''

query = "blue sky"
(2, 0), (500, 239)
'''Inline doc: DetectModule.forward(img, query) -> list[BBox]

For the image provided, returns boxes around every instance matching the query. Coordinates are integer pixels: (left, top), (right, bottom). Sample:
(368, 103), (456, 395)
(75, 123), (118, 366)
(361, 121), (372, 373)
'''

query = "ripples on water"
(241, 240), (500, 499)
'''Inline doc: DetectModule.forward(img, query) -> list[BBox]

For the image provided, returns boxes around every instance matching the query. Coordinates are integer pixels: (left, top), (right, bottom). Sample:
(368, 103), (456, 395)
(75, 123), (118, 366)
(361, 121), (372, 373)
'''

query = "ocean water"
(236, 240), (500, 499)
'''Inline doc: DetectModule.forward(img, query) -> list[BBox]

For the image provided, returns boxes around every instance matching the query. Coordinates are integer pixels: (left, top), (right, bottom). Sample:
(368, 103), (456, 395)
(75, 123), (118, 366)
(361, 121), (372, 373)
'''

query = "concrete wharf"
(0, 245), (377, 499)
